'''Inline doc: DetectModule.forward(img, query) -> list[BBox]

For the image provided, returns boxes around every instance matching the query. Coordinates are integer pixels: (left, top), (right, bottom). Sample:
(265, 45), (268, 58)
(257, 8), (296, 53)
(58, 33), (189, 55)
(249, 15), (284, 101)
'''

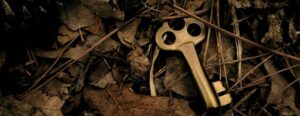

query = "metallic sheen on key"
(155, 18), (232, 108)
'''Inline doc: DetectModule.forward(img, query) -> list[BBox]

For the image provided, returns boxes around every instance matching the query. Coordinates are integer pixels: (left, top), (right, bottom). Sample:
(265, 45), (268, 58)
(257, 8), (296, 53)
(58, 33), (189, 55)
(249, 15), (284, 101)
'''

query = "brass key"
(155, 18), (232, 108)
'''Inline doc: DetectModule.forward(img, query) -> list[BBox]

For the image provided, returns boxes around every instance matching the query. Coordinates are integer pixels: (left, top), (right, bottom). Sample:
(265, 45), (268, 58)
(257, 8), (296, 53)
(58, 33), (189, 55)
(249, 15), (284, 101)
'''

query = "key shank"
(179, 43), (219, 108)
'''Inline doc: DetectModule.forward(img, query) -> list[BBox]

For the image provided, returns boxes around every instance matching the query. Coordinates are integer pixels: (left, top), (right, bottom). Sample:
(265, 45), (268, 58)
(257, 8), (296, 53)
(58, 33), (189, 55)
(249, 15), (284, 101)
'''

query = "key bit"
(212, 81), (232, 106)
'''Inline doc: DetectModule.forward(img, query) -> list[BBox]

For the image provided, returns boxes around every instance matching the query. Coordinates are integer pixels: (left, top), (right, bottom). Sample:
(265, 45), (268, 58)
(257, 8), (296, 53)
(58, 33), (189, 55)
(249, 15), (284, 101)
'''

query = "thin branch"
(172, 4), (300, 62)
(229, 55), (273, 91)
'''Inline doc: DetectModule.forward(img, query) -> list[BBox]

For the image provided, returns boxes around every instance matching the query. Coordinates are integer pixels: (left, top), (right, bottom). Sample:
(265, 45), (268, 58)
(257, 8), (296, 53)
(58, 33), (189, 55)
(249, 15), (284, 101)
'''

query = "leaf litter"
(0, 0), (300, 115)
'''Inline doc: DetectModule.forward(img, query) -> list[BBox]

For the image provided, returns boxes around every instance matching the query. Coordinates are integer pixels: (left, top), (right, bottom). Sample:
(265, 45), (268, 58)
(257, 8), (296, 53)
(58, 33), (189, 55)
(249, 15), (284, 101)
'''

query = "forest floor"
(0, 0), (300, 115)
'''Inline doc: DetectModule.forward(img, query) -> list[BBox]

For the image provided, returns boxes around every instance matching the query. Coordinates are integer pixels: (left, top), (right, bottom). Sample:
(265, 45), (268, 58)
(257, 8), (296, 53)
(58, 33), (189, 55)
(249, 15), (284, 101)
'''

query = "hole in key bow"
(187, 23), (201, 36)
(168, 18), (185, 30)
(162, 31), (176, 45)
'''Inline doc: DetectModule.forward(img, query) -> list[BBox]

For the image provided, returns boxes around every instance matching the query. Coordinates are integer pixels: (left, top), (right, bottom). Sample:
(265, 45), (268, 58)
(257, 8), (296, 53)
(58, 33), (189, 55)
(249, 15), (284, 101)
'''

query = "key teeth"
(219, 94), (232, 106)
(212, 81), (226, 93)
(212, 81), (232, 106)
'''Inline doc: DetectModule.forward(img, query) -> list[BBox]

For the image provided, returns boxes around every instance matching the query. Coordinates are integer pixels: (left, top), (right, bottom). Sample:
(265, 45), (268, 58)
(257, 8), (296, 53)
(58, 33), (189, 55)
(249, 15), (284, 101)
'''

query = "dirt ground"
(0, 0), (300, 115)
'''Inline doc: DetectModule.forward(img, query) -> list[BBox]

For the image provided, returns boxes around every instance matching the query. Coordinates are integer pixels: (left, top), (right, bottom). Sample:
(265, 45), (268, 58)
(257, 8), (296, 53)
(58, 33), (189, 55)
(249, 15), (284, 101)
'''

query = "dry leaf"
(0, 96), (32, 116)
(69, 64), (86, 93)
(85, 35), (120, 53)
(163, 56), (197, 97)
(56, 71), (76, 83)
(43, 78), (71, 99)
(68, 64), (82, 77)
(127, 44), (150, 77)
(89, 61), (110, 83)
(35, 45), (88, 61)
(23, 90), (64, 116)
(0, 90), (65, 116)
(92, 71), (117, 88)
(201, 34), (235, 76)
(83, 84), (195, 116)
(0, 106), (13, 116)
(264, 59), (300, 115)
(80, 0), (124, 20)
(83, 17), (106, 36)
(261, 12), (283, 45)
(230, 0), (251, 8)
(57, 25), (79, 45)
(118, 18), (141, 48)
(230, 0), (288, 9)
(186, 0), (205, 11)
(60, 0), (96, 30)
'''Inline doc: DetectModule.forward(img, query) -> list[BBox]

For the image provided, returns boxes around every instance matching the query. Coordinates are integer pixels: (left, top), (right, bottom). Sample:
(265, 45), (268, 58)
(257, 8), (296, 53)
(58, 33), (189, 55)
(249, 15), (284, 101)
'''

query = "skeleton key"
(155, 18), (232, 108)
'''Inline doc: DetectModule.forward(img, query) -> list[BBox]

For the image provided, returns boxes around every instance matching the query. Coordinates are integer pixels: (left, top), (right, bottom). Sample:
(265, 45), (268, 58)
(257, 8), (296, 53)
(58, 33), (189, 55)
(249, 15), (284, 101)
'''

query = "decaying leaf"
(230, 0), (251, 8)
(261, 12), (283, 45)
(57, 25), (80, 45)
(43, 78), (71, 99)
(84, 35), (120, 53)
(83, 17), (106, 36)
(118, 18), (141, 48)
(60, 0), (97, 30)
(88, 60), (110, 81)
(127, 44), (150, 77)
(56, 71), (76, 83)
(201, 34), (235, 76)
(186, 0), (205, 11)
(80, 0), (125, 20)
(0, 96), (32, 116)
(0, 106), (13, 116)
(23, 90), (65, 116)
(67, 64), (86, 93)
(230, 0), (288, 9)
(0, 90), (65, 116)
(83, 84), (195, 115)
(264, 59), (300, 115)
(163, 56), (197, 97)
(35, 45), (89, 61)
(92, 70), (117, 88)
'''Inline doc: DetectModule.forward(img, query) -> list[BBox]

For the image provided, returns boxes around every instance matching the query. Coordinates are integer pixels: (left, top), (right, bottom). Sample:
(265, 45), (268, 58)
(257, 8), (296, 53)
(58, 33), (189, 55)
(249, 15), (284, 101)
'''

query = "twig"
(284, 57), (298, 78)
(233, 88), (257, 108)
(257, 103), (269, 115)
(229, 55), (273, 91)
(240, 63), (300, 90)
(160, 9), (208, 21)
(26, 47), (33, 64)
(215, 0), (228, 88)
(231, 5), (243, 88)
(230, 106), (247, 116)
(93, 52), (127, 63)
(204, 53), (269, 67)
(172, 4), (300, 62)
(103, 58), (121, 89)
(230, 13), (257, 26)
(282, 76), (300, 91)
(203, 0), (214, 66)
(29, 48), (38, 65)
(256, 103), (272, 116)
(153, 65), (167, 78)
(21, 37), (77, 95)
(78, 29), (85, 42)
(106, 89), (124, 113)
(142, 1), (167, 13)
